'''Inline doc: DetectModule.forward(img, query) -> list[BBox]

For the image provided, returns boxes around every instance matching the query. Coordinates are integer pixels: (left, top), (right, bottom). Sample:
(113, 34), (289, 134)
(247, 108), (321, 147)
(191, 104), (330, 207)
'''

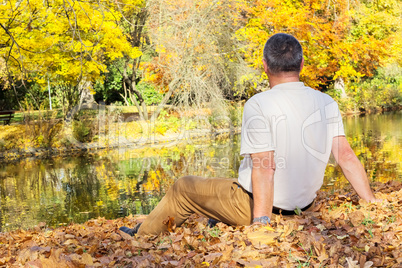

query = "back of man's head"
(263, 33), (303, 75)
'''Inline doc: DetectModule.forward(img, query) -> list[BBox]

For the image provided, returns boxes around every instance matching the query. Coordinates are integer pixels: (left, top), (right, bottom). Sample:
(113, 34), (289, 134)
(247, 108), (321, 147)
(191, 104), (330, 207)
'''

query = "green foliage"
(294, 207), (302, 216)
(386, 215), (396, 224)
(155, 110), (181, 135)
(328, 64), (402, 112)
(94, 62), (124, 105)
(361, 215), (375, 226)
(72, 109), (99, 143)
(73, 120), (92, 143)
(206, 226), (221, 238)
(288, 243), (314, 268)
(361, 214), (375, 238)
(94, 60), (162, 107)
(137, 82), (163, 106)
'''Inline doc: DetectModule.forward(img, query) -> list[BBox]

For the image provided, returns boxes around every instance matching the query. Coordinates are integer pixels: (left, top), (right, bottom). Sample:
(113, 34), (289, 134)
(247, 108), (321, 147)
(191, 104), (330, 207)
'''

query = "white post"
(48, 78), (52, 110)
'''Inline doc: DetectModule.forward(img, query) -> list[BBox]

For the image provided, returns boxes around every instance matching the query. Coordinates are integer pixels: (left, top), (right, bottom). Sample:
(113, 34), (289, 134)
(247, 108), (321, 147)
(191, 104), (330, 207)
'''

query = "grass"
(206, 226), (221, 238)
(361, 214), (375, 226)
(6, 109), (64, 124)
(288, 243), (314, 268)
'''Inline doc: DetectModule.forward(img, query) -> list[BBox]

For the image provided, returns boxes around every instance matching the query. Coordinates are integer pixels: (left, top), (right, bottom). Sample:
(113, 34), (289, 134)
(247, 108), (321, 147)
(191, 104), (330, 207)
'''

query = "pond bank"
(1, 106), (401, 163)
(341, 105), (402, 116)
(1, 103), (401, 163)
(1, 181), (401, 267)
(0, 127), (241, 163)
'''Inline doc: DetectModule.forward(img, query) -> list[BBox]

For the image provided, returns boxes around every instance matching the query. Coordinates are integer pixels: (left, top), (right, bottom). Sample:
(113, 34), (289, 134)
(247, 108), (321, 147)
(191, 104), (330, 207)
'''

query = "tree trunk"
(141, 101), (148, 120)
(334, 77), (347, 99)
(78, 80), (95, 110)
(150, 88), (174, 121)
(121, 67), (149, 120)
(129, 91), (145, 121)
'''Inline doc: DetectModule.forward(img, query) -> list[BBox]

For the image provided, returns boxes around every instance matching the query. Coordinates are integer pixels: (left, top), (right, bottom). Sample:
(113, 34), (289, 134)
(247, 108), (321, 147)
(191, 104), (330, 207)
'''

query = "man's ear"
(263, 58), (270, 75)
(300, 57), (304, 73)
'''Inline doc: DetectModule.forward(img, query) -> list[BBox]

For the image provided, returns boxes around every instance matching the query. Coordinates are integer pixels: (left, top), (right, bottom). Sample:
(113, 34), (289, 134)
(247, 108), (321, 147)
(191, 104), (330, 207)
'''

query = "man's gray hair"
(263, 33), (303, 74)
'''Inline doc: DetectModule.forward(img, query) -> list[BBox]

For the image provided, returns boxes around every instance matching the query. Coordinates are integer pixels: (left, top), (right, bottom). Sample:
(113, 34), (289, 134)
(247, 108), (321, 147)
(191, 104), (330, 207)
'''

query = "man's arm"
(251, 151), (275, 222)
(331, 136), (377, 201)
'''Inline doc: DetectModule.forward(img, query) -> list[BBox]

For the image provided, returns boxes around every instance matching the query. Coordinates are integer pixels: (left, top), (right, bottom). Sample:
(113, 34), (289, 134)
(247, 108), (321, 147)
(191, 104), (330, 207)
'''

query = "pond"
(0, 111), (401, 232)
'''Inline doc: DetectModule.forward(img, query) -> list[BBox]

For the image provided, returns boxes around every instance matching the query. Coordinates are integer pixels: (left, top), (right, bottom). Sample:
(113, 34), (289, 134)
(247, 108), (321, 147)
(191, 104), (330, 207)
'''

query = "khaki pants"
(138, 176), (253, 235)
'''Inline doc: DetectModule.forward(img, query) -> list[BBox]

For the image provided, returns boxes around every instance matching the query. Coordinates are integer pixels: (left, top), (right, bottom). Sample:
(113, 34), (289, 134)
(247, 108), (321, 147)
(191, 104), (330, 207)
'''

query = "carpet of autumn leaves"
(1, 181), (401, 268)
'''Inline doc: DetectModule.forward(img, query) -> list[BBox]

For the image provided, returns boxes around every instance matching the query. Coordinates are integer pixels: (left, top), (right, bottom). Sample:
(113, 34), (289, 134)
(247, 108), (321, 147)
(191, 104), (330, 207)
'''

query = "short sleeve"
(240, 99), (275, 156)
(324, 101), (345, 138)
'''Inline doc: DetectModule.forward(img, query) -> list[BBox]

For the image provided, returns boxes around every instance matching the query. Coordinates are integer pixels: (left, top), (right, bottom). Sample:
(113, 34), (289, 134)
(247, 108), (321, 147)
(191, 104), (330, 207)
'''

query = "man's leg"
(137, 175), (253, 235)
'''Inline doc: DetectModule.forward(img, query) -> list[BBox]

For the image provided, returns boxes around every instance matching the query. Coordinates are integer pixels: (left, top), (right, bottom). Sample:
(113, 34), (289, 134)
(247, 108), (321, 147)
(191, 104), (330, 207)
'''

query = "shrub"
(328, 64), (402, 113)
(228, 103), (243, 127)
(154, 110), (181, 135)
(24, 107), (63, 148)
(73, 120), (92, 143)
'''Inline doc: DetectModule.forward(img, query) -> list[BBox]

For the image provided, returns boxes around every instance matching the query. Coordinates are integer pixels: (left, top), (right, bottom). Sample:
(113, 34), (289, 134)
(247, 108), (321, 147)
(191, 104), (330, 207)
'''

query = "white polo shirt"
(238, 82), (345, 210)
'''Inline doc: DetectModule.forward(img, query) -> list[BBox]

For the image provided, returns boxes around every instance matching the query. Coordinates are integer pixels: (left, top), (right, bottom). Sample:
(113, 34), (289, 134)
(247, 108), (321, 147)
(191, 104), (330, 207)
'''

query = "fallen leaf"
(247, 229), (280, 247)
(203, 253), (222, 263)
(163, 216), (176, 232)
(81, 253), (93, 265)
(0, 181), (400, 268)
(349, 211), (365, 227)
(110, 233), (122, 241)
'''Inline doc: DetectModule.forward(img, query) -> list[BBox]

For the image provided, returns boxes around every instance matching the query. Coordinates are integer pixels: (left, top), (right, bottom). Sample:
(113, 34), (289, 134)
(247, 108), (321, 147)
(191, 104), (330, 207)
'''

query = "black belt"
(246, 191), (314, 216)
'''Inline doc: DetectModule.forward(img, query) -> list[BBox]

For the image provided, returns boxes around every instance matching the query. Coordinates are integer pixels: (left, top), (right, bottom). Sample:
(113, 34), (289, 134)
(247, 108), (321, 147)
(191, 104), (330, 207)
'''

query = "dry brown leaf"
(139, 242), (153, 249)
(110, 233), (122, 241)
(81, 253), (94, 265)
(203, 252), (223, 264)
(38, 255), (60, 268)
(17, 247), (40, 264)
(63, 239), (79, 246)
(349, 211), (365, 227)
(240, 247), (260, 259)
(65, 234), (75, 239)
(0, 257), (10, 265)
(346, 257), (374, 268)
(246, 228), (280, 248)
(163, 216), (176, 232)
(68, 253), (82, 266)
(1, 181), (401, 268)
(161, 260), (179, 266)
(24, 259), (43, 268)
(118, 230), (133, 240)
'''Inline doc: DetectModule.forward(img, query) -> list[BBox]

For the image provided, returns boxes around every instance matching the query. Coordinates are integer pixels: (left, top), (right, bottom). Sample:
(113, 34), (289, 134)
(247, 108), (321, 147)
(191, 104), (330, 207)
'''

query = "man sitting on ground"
(120, 33), (378, 236)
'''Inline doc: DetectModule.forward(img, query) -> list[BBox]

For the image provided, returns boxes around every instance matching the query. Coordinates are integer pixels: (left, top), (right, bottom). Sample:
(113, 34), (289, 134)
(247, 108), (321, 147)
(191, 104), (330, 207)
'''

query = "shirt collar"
(270, 82), (305, 90)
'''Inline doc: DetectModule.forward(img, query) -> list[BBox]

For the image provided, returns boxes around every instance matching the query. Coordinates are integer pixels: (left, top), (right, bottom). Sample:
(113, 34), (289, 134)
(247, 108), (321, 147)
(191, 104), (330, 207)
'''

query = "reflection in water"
(324, 111), (402, 191)
(0, 134), (241, 232)
(0, 111), (401, 231)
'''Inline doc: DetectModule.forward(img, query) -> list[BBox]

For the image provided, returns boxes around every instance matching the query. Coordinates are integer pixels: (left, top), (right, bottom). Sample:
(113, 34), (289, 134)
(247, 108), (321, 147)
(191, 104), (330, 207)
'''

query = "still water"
(0, 111), (401, 232)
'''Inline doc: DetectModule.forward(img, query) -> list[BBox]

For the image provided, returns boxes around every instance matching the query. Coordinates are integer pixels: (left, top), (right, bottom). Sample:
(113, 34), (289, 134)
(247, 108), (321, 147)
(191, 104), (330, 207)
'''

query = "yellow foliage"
(0, 0), (142, 88)
(143, 170), (161, 192)
(235, 0), (402, 88)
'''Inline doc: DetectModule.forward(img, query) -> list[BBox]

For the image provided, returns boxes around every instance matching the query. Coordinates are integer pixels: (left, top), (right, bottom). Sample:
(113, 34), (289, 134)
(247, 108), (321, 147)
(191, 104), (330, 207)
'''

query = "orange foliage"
(236, 0), (396, 88)
(141, 58), (171, 93)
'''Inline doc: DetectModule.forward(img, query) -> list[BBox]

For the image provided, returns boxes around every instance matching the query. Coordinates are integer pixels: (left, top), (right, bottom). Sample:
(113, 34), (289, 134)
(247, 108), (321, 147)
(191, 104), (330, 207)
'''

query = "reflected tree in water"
(0, 113), (400, 231)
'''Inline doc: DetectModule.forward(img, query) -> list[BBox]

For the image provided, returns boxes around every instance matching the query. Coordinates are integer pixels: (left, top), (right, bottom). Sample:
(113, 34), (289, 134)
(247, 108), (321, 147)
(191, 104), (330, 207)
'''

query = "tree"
(235, 0), (401, 89)
(0, 0), (141, 112)
(106, 0), (151, 120)
(142, 0), (250, 118)
(350, 0), (402, 67)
